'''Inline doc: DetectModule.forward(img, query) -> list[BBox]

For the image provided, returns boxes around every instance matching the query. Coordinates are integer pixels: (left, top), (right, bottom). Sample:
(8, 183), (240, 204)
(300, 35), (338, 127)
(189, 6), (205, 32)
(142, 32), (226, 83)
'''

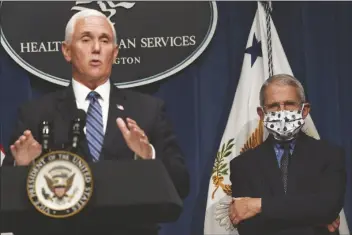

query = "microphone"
(70, 109), (86, 153)
(39, 120), (52, 154)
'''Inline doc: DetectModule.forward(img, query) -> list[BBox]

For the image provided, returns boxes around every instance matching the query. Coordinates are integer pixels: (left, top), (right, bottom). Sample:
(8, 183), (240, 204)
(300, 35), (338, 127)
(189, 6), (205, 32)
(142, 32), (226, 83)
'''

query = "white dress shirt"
(71, 78), (155, 159)
(72, 78), (110, 133)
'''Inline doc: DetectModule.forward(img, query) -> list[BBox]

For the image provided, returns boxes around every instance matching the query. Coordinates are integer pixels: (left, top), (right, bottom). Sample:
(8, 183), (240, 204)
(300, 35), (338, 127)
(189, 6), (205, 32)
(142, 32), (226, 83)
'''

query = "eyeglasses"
(263, 101), (302, 112)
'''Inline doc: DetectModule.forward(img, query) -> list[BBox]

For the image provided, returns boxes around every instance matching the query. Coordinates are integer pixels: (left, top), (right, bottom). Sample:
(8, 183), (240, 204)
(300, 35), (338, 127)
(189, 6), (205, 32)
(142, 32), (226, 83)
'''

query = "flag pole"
(260, 1), (273, 77)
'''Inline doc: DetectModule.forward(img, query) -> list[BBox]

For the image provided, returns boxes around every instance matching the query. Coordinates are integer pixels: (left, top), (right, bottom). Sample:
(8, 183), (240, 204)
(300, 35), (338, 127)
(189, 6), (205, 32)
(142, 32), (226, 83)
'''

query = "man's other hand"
(229, 197), (262, 225)
(326, 216), (340, 233)
(116, 117), (153, 159)
(10, 130), (42, 166)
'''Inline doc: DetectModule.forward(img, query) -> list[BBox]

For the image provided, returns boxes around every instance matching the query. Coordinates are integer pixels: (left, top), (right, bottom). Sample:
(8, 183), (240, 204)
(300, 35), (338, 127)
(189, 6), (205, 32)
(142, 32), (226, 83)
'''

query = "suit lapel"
(100, 85), (129, 160)
(258, 136), (286, 196)
(286, 133), (310, 194)
(55, 86), (90, 161)
(56, 86), (77, 124)
(54, 86), (76, 149)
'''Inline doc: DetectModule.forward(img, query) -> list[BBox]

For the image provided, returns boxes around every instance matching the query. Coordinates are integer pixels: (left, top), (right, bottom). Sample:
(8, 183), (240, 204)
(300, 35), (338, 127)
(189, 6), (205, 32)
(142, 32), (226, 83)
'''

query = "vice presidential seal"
(27, 151), (93, 218)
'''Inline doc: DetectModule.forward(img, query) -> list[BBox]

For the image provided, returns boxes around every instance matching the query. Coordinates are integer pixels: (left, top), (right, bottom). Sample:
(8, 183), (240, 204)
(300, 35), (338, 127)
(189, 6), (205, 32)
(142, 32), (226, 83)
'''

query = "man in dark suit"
(4, 9), (189, 235)
(228, 74), (346, 235)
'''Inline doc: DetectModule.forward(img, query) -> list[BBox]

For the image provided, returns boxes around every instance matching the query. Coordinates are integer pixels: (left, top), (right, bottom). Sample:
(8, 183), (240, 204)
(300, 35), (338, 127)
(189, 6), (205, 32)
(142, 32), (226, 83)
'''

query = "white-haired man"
(228, 74), (346, 235)
(5, 9), (189, 235)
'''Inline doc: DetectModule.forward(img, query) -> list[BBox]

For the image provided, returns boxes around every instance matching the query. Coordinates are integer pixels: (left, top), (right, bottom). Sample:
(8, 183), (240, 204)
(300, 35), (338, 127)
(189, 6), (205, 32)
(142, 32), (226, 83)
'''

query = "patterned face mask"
(263, 104), (305, 141)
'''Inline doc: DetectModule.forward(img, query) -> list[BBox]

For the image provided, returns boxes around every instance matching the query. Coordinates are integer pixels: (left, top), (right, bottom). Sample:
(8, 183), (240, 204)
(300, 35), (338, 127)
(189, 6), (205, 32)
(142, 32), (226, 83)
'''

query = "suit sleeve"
(3, 102), (41, 166)
(3, 106), (29, 166)
(230, 156), (251, 197)
(261, 147), (346, 225)
(230, 156), (267, 234)
(150, 100), (190, 199)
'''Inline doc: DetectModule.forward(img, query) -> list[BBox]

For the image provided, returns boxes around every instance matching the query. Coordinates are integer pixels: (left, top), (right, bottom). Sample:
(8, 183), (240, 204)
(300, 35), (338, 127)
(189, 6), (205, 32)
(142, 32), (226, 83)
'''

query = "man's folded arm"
(230, 157), (267, 234)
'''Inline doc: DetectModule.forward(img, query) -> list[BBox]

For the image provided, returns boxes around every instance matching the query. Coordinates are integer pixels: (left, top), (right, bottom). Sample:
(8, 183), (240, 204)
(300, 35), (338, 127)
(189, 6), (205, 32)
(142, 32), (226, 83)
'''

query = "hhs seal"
(27, 151), (93, 218)
(1, 1), (217, 88)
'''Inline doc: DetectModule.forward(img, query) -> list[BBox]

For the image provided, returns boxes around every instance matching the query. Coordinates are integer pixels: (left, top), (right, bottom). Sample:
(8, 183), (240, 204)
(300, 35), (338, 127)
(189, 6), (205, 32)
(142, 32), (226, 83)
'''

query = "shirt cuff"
(134, 144), (156, 160)
(150, 144), (156, 159)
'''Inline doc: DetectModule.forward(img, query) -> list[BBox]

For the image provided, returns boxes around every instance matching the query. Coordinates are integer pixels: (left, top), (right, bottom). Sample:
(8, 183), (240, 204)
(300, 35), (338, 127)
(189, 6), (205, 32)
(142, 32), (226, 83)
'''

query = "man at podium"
(3, 9), (189, 235)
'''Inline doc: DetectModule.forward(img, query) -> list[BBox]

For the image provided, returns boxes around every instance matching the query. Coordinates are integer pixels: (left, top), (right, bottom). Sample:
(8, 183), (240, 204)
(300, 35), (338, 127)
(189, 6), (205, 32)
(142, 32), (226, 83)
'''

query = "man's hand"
(10, 130), (42, 166)
(116, 117), (153, 159)
(229, 197), (262, 225)
(326, 216), (340, 233)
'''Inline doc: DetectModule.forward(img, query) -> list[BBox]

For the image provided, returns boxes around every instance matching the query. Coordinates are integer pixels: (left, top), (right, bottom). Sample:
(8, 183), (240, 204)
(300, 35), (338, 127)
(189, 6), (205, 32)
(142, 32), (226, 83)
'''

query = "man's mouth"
(90, 59), (101, 66)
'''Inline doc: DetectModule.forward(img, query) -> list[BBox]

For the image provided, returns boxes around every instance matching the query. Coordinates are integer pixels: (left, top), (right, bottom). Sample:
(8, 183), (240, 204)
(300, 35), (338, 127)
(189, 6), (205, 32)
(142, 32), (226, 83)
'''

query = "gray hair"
(259, 74), (306, 106)
(64, 9), (117, 45)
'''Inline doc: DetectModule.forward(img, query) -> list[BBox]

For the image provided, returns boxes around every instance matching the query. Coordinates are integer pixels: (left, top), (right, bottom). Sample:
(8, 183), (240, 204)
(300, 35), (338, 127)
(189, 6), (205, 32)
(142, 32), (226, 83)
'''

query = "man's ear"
(257, 107), (265, 120)
(112, 44), (119, 62)
(61, 42), (72, 63)
(302, 103), (311, 119)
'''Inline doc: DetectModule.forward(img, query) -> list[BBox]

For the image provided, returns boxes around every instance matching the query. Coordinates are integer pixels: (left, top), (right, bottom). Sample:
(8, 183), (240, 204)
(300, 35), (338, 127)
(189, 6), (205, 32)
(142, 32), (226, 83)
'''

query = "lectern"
(1, 160), (183, 234)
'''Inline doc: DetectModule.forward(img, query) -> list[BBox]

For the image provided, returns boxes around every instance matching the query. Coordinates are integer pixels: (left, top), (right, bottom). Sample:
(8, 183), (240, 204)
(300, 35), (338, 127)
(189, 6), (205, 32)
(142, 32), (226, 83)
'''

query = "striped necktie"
(86, 91), (104, 162)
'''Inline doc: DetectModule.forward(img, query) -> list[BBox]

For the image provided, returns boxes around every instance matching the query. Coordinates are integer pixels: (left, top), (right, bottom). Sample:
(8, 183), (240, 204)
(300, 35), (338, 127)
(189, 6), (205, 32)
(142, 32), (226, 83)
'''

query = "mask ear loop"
(300, 103), (305, 115)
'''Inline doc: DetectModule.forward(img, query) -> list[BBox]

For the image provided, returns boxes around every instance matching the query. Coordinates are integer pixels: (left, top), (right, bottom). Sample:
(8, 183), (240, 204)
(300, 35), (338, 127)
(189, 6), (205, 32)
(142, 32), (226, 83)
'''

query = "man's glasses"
(263, 101), (302, 112)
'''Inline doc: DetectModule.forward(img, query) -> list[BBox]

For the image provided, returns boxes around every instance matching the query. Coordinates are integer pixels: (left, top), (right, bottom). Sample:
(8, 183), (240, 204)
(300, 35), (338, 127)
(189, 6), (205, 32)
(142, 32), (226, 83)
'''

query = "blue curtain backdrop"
(1, 2), (351, 235)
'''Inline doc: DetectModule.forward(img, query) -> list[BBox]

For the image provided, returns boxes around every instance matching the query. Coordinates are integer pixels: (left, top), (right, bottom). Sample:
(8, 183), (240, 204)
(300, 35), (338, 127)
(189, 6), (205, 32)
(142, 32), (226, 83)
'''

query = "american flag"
(0, 144), (5, 166)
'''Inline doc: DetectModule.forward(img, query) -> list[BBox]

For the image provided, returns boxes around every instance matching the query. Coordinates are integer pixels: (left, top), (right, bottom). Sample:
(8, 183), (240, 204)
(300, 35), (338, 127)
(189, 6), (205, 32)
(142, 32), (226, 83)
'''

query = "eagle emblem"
(27, 151), (93, 218)
(71, 1), (136, 24)
(42, 166), (78, 204)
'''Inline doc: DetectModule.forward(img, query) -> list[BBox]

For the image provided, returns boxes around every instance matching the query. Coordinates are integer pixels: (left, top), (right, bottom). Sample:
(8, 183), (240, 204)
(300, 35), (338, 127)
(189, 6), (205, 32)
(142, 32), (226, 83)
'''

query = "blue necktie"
(86, 91), (104, 162)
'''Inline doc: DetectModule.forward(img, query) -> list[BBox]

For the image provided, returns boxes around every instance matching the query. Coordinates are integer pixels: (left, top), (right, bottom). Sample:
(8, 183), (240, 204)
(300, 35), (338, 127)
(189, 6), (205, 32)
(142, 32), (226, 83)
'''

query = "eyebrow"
(266, 100), (300, 107)
(80, 31), (92, 37)
(80, 31), (111, 40)
(99, 33), (111, 40)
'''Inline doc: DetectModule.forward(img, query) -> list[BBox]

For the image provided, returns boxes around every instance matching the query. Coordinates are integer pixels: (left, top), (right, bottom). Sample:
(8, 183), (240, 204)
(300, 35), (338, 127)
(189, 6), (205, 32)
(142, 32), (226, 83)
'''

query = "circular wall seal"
(0, 1), (218, 88)
(26, 151), (93, 218)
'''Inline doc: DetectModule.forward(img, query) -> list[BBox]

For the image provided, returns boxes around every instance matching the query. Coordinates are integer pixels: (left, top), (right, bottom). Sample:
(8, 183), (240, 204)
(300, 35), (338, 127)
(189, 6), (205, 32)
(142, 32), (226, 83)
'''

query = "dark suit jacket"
(4, 84), (190, 235)
(230, 132), (346, 235)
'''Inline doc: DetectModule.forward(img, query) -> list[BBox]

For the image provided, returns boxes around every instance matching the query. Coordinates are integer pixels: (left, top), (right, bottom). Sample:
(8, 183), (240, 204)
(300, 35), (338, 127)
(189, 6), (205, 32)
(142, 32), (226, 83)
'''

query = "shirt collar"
(72, 78), (110, 103)
(274, 139), (296, 150)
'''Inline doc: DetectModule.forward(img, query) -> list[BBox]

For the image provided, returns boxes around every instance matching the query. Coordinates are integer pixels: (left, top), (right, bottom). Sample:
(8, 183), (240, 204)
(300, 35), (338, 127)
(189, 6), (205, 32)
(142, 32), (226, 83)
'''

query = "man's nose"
(92, 41), (101, 53)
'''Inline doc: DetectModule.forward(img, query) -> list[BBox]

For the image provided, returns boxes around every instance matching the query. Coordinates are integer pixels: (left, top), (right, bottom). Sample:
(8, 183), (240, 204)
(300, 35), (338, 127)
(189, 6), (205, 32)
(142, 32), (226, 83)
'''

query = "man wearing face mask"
(228, 74), (346, 235)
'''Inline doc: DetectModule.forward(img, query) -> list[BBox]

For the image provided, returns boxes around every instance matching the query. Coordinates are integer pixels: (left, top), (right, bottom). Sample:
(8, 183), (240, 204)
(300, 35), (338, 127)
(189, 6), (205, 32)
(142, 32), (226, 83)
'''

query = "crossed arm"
(229, 149), (346, 233)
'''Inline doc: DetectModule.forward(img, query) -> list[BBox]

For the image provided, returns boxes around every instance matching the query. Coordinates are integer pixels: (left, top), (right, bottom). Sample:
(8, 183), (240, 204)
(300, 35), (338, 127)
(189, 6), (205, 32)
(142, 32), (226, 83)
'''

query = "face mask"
(263, 105), (305, 141)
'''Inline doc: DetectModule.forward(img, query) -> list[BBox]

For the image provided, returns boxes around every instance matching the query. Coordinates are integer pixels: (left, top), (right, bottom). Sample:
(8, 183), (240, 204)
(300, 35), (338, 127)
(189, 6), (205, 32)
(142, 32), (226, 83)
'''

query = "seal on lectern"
(26, 150), (93, 218)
